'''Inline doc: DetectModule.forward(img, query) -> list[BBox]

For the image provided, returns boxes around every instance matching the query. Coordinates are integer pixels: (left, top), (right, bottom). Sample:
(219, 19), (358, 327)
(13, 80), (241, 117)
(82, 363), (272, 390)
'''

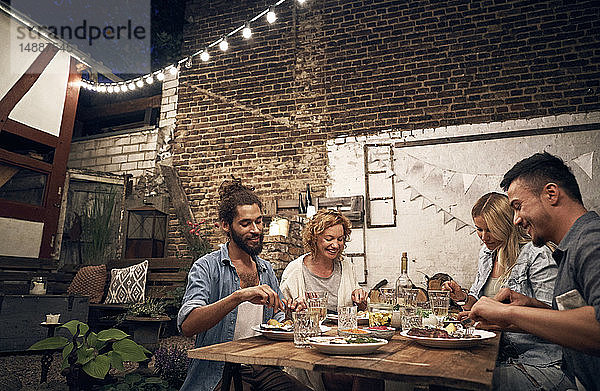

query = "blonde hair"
(472, 192), (529, 288)
(302, 209), (352, 260)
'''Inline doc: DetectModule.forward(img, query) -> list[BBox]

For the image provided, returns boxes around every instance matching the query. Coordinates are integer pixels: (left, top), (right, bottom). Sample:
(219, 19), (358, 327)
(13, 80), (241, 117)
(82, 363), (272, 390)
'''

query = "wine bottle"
(306, 184), (313, 207)
(395, 252), (413, 305)
(298, 192), (306, 214)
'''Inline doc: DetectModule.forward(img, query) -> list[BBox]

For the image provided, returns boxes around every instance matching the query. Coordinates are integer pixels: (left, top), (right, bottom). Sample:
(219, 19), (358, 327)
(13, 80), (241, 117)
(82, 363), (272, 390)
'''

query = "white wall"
(0, 217), (44, 257)
(327, 112), (600, 291)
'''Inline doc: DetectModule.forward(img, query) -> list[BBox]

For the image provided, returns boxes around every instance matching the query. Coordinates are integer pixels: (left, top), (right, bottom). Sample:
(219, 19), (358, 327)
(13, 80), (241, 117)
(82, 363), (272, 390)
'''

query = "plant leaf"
(60, 320), (89, 337)
(145, 377), (164, 383)
(97, 328), (129, 341)
(107, 351), (125, 370)
(86, 331), (98, 347)
(28, 336), (68, 350)
(112, 339), (149, 362)
(83, 354), (111, 379)
(62, 342), (74, 361)
(77, 347), (96, 365)
(125, 373), (143, 385)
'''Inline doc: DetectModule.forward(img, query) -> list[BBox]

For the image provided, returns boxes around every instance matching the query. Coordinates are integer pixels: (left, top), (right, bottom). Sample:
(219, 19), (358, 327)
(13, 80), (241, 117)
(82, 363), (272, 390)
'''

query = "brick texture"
(167, 0), (600, 256)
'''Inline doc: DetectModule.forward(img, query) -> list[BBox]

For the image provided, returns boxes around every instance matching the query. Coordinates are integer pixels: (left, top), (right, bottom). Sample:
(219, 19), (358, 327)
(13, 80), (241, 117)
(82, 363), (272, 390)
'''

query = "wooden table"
(188, 331), (500, 390)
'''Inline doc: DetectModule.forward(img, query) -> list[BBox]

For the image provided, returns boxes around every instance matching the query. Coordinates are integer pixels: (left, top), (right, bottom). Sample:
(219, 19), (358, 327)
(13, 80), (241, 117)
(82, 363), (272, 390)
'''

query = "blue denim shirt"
(177, 243), (285, 391)
(469, 242), (562, 367)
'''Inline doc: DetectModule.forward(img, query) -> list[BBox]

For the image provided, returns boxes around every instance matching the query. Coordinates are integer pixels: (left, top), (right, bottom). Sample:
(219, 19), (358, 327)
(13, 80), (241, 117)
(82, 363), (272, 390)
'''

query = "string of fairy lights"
(79, 0), (307, 93)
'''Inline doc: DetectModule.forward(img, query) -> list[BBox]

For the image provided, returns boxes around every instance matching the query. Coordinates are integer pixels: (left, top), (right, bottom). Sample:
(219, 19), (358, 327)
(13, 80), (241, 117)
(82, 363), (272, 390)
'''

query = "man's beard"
(231, 228), (264, 256)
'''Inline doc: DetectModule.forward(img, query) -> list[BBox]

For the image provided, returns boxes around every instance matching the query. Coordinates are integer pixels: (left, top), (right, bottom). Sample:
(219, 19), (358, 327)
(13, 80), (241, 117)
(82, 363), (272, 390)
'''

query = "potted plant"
(28, 320), (150, 391)
(124, 298), (170, 351)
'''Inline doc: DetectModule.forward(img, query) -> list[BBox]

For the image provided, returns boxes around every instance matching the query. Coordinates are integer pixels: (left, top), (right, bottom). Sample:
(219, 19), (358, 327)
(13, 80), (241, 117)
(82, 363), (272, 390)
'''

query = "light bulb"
(127, 83), (136, 90)
(145, 75), (154, 84)
(266, 8), (277, 24)
(219, 37), (229, 51)
(98, 85), (107, 93)
(169, 66), (178, 75)
(185, 57), (193, 68)
(136, 79), (144, 88)
(297, 0), (306, 4)
(242, 24), (252, 39)
(200, 50), (210, 62)
(107, 85), (114, 93)
(120, 84), (128, 92)
(156, 72), (165, 81)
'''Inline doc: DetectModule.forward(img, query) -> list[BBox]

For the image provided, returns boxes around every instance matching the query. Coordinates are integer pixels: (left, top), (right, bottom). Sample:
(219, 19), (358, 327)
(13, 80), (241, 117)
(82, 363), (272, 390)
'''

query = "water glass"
(368, 303), (393, 327)
(429, 290), (450, 327)
(293, 310), (319, 348)
(306, 291), (328, 324)
(379, 288), (396, 305)
(337, 305), (357, 334)
(400, 306), (422, 331)
(399, 289), (419, 308)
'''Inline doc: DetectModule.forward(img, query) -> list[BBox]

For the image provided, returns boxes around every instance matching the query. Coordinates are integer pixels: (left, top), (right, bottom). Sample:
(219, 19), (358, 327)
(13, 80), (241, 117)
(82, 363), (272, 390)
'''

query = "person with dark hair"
(178, 180), (310, 391)
(468, 152), (600, 391)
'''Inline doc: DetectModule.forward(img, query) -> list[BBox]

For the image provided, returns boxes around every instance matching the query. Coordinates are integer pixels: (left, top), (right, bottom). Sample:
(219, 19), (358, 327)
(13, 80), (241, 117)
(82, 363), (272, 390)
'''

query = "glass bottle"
(395, 252), (413, 305)
(298, 192), (306, 214)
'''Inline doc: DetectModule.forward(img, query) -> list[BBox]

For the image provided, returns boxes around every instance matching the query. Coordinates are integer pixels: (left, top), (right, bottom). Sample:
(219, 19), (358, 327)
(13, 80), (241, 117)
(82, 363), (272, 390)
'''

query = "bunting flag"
(462, 173), (477, 194)
(443, 210), (454, 224)
(421, 198), (435, 210)
(572, 152), (594, 179)
(410, 188), (421, 201)
(455, 220), (469, 231)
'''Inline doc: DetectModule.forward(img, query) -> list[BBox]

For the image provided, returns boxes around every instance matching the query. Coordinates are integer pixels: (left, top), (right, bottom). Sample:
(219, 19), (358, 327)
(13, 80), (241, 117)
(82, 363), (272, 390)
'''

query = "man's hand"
(352, 288), (368, 310)
(468, 296), (513, 329)
(494, 288), (551, 309)
(236, 284), (284, 312)
(442, 280), (467, 302)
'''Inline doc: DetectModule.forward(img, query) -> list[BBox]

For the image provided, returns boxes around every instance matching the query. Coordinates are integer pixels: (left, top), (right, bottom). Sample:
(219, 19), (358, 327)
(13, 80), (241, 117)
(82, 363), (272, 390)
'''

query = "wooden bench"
(88, 257), (192, 329)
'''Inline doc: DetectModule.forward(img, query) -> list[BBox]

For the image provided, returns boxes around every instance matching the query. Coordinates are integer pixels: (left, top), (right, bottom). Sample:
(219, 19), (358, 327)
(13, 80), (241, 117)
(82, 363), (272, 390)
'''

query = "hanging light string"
(80, 0), (304, 93)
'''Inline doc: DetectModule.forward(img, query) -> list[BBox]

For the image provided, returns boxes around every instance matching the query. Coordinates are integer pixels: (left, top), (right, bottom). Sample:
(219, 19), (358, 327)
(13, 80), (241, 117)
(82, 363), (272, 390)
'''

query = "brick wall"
(67, 128), (158, 178)
(168, 0), (600, 256)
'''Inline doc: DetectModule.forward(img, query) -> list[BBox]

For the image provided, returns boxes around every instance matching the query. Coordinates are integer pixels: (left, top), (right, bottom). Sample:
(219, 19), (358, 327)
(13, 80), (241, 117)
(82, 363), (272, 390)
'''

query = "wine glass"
(428, 290), (450, 328)
(306, 291), (328, 326)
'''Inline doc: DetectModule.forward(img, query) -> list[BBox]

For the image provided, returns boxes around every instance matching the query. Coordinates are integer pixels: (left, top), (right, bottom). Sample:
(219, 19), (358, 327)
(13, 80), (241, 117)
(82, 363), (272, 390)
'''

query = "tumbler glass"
(337, 305), (358, 334)
(293, 310), (319, 348)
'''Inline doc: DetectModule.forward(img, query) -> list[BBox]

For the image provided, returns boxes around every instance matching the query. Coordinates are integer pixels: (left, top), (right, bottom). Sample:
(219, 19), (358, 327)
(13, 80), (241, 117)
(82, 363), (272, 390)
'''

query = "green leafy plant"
(82, 189), (117, 265)
(28, 320), (150, 381)
(100, 373), (175, 391)
(127, 298), (168, 318)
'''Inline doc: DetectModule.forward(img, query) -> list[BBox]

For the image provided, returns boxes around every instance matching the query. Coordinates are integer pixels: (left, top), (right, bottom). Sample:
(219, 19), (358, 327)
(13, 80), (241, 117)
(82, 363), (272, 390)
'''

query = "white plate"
(325, 313), (369, 325)
(251, 325), (331, 341)
(400, 329), (496, 348)
(308, 336), (388, 355)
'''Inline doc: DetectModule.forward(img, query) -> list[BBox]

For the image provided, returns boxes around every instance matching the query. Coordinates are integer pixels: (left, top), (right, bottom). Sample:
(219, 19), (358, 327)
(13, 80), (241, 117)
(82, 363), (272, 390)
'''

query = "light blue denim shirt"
(469, 242), (562, 366)
(177, 243), (285, 391)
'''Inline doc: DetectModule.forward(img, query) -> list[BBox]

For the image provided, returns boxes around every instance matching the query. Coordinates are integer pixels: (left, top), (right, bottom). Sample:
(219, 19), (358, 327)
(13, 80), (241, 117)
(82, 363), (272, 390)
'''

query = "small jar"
(368, 303), (393, 327)
(30, 277), (47, 295)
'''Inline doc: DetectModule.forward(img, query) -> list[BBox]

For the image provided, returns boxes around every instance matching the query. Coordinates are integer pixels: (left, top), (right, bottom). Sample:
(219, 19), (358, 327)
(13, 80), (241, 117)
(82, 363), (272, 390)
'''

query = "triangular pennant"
(572, 152), (593, 179)
(410, 188), (421, 201)
(385, 168), (395, 178)
(462, 173), (477, 194)
(442, 170), (455, 187)
(469, 228), (477, 235)
(455, 220), (468, 231)
(443, 211), (454, 224)
(421, 198), (434, 210)
(436, 206), (444, 213)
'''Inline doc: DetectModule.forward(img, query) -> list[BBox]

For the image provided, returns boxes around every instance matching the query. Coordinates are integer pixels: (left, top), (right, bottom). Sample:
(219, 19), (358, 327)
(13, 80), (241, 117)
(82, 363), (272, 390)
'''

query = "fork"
(460, 318), (480, 335)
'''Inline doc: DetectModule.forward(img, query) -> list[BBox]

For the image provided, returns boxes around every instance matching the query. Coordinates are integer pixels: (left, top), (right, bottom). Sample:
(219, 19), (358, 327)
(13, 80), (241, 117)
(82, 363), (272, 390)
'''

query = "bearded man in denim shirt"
(469, 152), (600, 391)
(178, 180), (309, 391)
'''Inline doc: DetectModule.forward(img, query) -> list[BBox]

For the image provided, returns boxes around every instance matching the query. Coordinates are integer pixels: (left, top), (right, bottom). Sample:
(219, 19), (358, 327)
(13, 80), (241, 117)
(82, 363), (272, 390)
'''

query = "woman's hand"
(283, 297), (307, 312)
(442, 280), (467, 302)
(352, 288), (368, 310)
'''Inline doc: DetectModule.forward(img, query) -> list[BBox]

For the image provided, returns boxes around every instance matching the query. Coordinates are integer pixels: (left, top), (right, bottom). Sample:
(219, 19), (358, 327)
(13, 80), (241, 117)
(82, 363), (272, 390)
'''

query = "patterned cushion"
(104, 260), (148, 304)
(67, 264), (107, 304)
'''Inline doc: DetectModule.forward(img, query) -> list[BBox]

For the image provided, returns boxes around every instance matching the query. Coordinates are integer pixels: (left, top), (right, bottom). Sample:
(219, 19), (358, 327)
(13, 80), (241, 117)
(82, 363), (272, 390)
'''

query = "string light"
(200, 49), (210, 62)
(242, 22), (252, 39)
(83, 0), (297, 93)
(219, 36), (229, 52)
(266, 7), (277, 24)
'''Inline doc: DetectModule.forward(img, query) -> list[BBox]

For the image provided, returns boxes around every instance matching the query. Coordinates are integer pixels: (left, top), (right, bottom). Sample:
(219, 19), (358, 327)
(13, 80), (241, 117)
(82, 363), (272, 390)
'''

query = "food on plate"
(312, 336), (382, 344)
(339, 328), (370, 334)
(261, 319), (293, 332)
(357, 311), (368, 318)
(407, 327), (481, 339)
(444, 323), (456, 334)
(367, 326), (395, 340)
(369, 310), (392, 327)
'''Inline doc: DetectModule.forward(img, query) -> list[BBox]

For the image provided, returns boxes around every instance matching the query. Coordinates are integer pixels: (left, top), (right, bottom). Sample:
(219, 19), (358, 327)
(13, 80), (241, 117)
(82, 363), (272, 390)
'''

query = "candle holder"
(30, 276), (47, 295)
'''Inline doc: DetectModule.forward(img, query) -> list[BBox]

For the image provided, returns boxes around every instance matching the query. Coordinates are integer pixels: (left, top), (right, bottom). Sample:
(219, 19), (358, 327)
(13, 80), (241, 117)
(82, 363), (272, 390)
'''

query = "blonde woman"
(280, 209), (367, 312)
(443, 192), (573, 391)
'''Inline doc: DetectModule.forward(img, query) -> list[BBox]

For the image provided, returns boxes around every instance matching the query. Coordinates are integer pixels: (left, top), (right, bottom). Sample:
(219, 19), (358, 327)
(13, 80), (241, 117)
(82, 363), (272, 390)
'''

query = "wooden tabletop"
(188, 330), (500, 390)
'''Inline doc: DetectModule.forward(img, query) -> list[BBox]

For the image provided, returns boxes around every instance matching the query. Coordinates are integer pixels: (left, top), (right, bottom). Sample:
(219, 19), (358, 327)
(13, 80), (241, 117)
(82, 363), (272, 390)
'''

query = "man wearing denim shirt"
(469, 152), (600, 391)
(178, 180), (309, 391)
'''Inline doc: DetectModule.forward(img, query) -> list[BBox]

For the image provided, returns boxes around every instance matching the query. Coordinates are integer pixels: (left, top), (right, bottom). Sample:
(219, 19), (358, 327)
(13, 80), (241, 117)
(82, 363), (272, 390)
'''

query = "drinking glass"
(337, 305), (357, 334)
(379, 288), (396, 305)
(398, 289), (420, 331)
(368, 303), (393, 327)
(293, 310), (319, 348)
(306, 291), (328, 325)
(429, 290), (450, 327)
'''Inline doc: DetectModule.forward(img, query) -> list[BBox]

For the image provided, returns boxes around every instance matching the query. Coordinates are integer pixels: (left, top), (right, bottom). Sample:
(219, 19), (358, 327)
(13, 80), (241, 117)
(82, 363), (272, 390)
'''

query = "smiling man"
(469, 152), (600, 391)
(178, 180), (309, 391)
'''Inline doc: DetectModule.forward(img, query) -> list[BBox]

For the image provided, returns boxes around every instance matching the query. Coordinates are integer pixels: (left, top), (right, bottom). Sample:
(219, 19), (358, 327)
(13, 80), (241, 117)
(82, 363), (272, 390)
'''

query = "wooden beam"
(0, 148), (53, 173)
(77, 95), (161, 121)
(2, 119), (59, 148)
